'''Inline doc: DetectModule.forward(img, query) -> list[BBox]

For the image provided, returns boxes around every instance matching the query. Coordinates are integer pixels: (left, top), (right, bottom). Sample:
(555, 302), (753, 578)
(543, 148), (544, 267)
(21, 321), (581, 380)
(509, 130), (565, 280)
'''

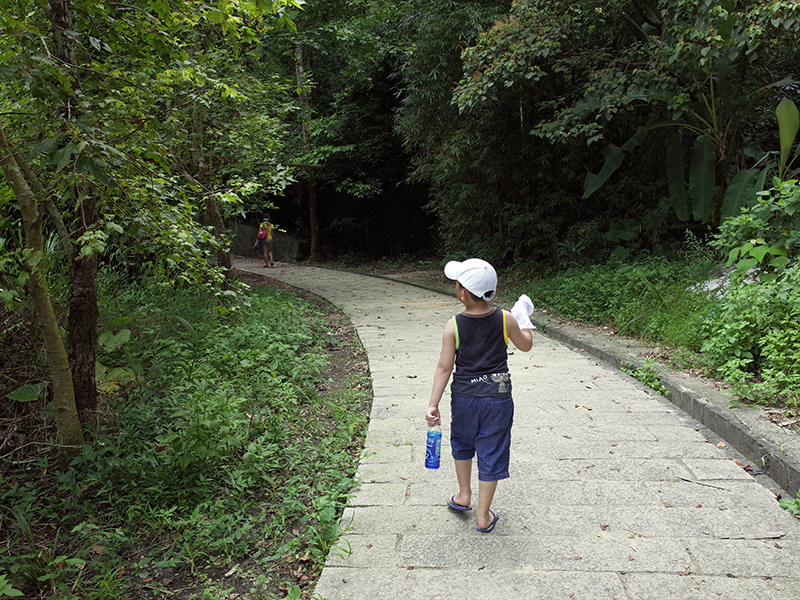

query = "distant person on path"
(256, 213), (275, 267)
(426, 258), (536, 532)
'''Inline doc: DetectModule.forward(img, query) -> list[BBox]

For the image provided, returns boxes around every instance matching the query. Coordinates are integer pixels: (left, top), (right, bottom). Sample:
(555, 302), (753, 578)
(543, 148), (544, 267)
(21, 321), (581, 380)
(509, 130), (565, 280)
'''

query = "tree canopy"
(3, 0), (800, 445)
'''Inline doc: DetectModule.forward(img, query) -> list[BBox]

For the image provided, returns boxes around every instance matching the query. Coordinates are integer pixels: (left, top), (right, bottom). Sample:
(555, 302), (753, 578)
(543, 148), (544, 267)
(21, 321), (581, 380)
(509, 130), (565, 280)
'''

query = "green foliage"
(0, 280), (369, 598)
(621, 359), (668, 396)
(429, 0), (800, 260)
(518, 252), (718, 350)
(0, 573), (23, 598)
(711, 178), (800, 281)
(779, 492), (800, 518)
(777, 97), (800, 178)
(700, 268), (800, 406)
(0, 0), (303, 293)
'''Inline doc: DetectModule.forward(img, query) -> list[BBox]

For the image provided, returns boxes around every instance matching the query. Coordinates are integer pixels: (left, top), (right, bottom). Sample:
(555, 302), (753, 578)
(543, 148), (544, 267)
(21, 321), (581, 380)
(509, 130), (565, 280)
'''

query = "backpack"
(257, 228), (268, 240)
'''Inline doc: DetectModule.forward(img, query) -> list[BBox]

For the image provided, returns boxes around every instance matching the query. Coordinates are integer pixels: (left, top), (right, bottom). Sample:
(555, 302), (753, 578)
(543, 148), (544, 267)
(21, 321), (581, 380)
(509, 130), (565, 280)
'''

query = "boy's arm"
(426, 319), (456, 426)
(506, 311), (533, 352)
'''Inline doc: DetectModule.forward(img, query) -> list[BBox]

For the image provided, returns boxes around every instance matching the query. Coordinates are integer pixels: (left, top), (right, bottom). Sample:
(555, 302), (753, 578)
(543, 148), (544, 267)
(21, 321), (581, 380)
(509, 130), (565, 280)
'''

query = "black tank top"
(450, 308), (511, 398)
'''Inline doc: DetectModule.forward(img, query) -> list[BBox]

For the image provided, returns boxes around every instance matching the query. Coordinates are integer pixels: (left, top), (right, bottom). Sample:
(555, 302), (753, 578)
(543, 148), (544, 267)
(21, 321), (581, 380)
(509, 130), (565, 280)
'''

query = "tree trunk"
(16, 157), (74, 261)
(190, 109), (231, 273)
(68, 190), (98, 419)
(46, 0), (78, 118)
(295, 41), (323, 260)
(307, 178), (323, 260)
(0, 122), (83, 447)
(205, 196), (232, 271)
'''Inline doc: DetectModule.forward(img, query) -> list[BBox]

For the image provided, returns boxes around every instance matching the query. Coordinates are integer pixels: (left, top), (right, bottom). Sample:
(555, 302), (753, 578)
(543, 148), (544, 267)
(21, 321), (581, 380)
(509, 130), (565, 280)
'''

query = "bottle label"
(425, 430), (441, 469)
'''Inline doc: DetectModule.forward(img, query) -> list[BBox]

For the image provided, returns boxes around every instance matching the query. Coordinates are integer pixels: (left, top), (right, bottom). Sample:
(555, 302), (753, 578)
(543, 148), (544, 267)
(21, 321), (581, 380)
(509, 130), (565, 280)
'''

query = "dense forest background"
(7, 0), (800, 270)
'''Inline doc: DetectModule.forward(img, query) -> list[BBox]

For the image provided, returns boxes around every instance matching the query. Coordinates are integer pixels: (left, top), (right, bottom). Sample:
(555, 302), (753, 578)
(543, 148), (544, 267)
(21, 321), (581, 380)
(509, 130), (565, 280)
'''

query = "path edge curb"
(538, 319), (800, 499)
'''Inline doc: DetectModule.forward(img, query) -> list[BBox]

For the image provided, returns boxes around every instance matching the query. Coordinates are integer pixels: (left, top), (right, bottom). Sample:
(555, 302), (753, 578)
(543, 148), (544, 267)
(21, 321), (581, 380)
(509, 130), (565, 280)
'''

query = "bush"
(700, 267), (800, 406)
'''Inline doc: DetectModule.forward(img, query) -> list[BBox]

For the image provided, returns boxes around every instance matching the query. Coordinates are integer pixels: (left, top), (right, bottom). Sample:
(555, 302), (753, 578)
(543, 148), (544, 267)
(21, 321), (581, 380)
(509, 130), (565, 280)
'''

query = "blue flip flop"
(447, 496), (472, 511)
(476, 510), (499, 533)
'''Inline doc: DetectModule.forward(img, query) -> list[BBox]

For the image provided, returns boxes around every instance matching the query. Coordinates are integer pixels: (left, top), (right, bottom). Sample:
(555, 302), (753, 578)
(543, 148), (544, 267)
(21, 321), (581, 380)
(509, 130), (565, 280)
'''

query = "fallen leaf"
(717, 441), (726, 448)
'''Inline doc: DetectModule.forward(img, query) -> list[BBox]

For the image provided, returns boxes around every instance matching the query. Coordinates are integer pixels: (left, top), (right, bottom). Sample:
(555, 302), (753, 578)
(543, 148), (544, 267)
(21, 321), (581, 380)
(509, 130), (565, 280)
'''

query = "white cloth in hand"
(511, 294), (536, 330)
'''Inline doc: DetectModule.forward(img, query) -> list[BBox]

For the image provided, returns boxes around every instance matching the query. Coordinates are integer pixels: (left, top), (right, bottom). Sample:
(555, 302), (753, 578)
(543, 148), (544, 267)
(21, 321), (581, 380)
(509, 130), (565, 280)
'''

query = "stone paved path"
(234, 258), (800, 600)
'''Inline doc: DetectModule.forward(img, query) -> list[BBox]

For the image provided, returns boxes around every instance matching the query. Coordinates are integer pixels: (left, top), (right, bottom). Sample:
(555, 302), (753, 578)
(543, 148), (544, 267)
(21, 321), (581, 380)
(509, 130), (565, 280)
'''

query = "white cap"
(444, 259), (497, 301)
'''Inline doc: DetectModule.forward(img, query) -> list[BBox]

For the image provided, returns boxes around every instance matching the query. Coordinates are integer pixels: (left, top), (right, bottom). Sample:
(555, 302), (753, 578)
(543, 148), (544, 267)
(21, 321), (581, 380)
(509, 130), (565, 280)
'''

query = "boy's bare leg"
(452, 459), (472, 507)
(476, 480), (498, 529)
(261, 245), (269, 265)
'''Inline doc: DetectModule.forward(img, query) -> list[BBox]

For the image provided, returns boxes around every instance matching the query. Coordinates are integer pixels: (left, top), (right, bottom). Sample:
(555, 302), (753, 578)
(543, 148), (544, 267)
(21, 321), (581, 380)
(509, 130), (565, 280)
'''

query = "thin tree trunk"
(0, 122), (83, 447)
(189, 109), (231, 272)
(295, 41), (323, 260)
(205, 196), (232, 271)
(307, 178), (322, 259)
(17, 158), (74, 261)
(46, 0), (77, 118)
(68, 190), (98, 419)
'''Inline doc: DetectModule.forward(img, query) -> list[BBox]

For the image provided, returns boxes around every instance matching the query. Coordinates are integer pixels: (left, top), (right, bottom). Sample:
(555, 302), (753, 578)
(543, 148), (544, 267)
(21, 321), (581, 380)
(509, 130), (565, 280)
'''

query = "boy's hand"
(426, 407), (441, 427)
(511, 294), (536, 330)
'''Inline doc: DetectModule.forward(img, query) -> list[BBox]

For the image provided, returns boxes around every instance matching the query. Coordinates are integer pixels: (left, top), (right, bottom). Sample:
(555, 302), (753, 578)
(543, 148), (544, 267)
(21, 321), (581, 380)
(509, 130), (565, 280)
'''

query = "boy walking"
(425, 258), (535, 532)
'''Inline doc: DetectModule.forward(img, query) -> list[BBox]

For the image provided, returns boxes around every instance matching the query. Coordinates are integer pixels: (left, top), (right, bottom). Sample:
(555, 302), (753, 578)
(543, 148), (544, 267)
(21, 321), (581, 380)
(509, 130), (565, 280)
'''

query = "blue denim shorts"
(450, 395), (514, 482)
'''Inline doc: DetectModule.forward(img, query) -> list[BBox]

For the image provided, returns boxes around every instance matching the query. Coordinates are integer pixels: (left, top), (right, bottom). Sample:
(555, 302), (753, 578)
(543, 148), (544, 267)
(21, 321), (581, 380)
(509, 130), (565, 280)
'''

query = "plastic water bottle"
(425, 425), (442, 469)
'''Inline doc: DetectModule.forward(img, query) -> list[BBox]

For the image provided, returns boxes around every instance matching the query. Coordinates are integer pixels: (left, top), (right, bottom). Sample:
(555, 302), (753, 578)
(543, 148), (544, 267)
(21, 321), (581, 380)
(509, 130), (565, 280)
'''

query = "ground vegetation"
(0, 271), (370, 599)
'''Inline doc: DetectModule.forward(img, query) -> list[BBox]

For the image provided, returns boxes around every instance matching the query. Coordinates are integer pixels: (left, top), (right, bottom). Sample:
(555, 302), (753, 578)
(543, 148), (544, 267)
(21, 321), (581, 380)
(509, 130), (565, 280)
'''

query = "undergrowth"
(509, 248), (800, 410)
(0, 276), (371, 599)
(511, 251), (718, 351)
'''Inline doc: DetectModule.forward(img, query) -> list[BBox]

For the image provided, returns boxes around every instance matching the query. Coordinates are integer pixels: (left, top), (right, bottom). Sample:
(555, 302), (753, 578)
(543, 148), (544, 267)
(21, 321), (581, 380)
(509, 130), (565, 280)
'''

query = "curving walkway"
(234, 258), (800, 600)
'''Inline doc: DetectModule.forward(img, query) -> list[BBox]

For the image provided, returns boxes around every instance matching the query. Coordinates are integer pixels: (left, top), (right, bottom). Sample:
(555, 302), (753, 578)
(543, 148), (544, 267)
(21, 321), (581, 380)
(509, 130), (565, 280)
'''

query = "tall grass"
(511, 253), (719, 351)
